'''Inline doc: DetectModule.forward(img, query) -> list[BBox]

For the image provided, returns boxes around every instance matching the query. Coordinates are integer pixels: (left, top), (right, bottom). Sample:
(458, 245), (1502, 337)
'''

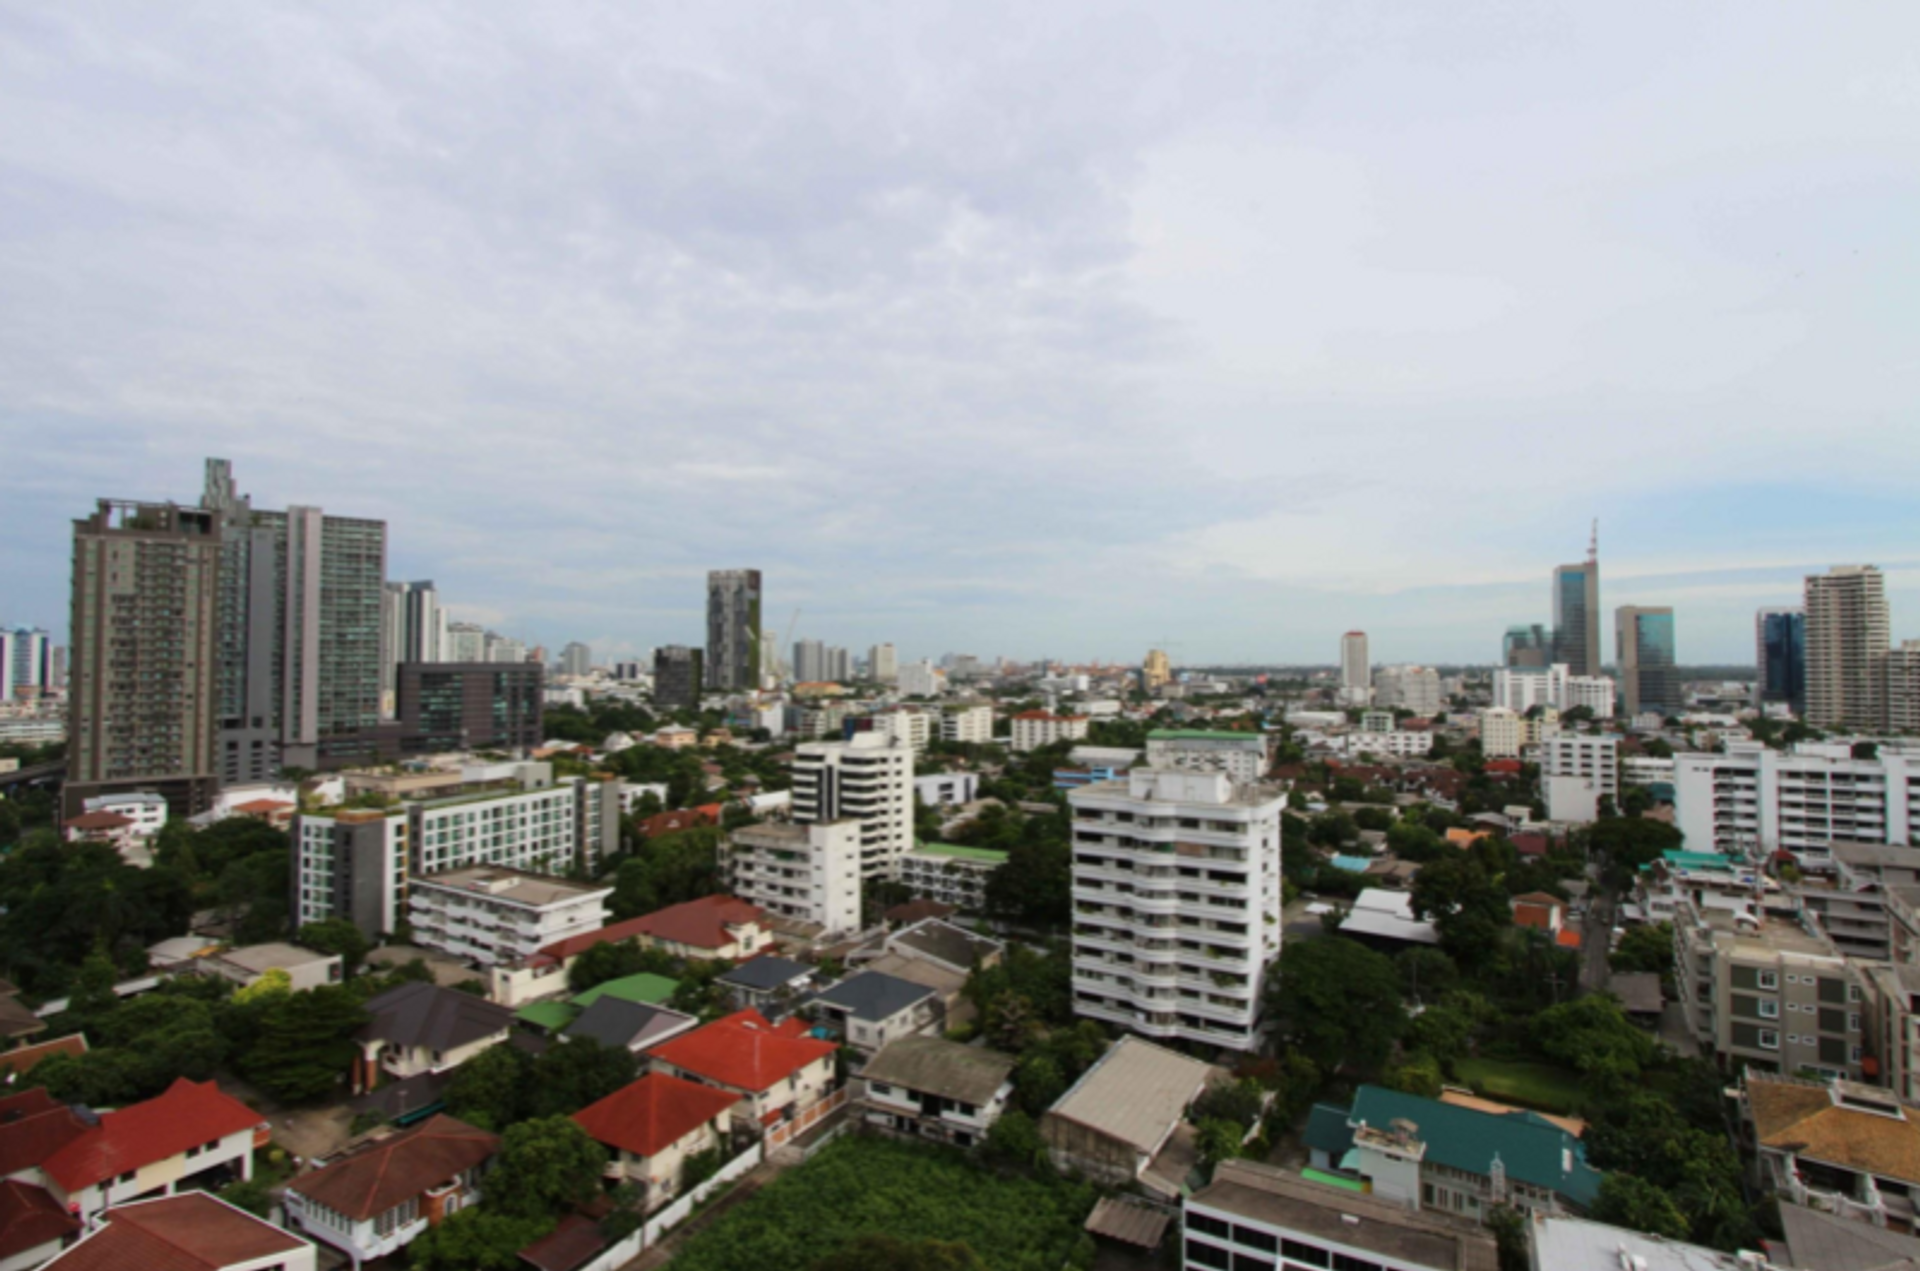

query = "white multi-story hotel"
(722, 819), (864, 933)
(1144, 730), (1270, 784)
(1478, 707), (1523, 759)
(940, 705), (994, 744)
(1675, 739), (1920, 872)
(1540, 735), (1619, 824)
(1010, 710), (1091, 753)
(1068, 768), (1286, 1051)
(792, 732), (915, 879)
(408, 867), (612, 969)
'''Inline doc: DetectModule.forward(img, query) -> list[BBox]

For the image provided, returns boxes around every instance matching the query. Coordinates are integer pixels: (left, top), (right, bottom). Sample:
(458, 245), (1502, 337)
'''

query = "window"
(1188, 1213), (1231, 1240)
(1233, 1254), (1274, 1271)
(1851, 1014), (1863, 1032)
(1758, 971), (1779, 990)
(1758, 1029), (1780, 1050)
(870, 1083), (892, 1096)
(1281, 1239), (1330, 1267)
(1332, 1256), (1383, 1271)
(1758, 1000), (1779, 1019)
(1187, 1239), (1231, 1269)
(1233, 1225), (1279, 1254)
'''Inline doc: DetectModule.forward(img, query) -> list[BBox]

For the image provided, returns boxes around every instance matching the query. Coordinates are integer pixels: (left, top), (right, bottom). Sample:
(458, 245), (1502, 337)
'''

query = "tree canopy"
(1264, 938), (1404, 1074)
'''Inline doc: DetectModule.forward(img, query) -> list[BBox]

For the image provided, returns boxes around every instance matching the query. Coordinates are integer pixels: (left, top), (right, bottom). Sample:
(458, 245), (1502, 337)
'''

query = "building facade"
(792, 732), (915, 879)
(380, 581), (446, 710)
(1478, 707), (1523, 759)
(1010, 710), (1090, 752)
(0, 626), (51, 703)
(1143, 648), (1172, 691)
(1805, 565), (1891, 730)
(1616, 605), (1679, 718)
(1340, 631), (1370, 702)
(1069, 768), (1286, 1051)
(1675, 739), (1920, 872)
(1540, 735), (1618, 824)
(705, 569), (762, 691)
(1757, 607), (1808, 715)
(869, 643), (898, 683)
(652, 645), (703, 711)
(940, 705), (994, 744)
(1145, 731), (1269, 784)
(1551, 560), (1601, 678)
(409, 867), (612, 969)
(722, 820), (864, 932)
(898, 843), (1006, 912)
(395, 663), (543, 755)
(1372, 665), (1442, 715)
(1888, 641), (1920, 734)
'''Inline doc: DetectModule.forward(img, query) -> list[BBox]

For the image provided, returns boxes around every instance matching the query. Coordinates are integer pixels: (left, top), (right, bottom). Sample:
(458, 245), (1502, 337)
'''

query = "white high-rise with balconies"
(1340, 632), (1371, 705)
(1068, 768), (1286, 1051)
(1676, 739), (1920, 873)
(791, 731), (915, 879)
(1805, 565), (1891, 729)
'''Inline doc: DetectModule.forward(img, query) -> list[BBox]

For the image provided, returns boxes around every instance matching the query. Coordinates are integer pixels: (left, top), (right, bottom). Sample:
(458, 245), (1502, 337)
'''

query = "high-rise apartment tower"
(706, 569), (762, 691)
(1804, 566), (1890, 729)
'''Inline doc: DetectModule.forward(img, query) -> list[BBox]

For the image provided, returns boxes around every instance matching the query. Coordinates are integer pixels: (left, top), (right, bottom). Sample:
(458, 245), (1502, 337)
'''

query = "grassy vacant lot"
(670, 1135), (1096, 1271)
(1452, 1058), (1585, 1113)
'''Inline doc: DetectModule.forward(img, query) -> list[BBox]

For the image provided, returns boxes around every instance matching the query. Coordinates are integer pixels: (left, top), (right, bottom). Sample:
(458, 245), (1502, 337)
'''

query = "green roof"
(1340, 1085), (1602, 1207)
(1656, 849), (1745, 872)
(516, 1000), (579, 1032)
(913, 843), (1010, 864)
(573, 972), (678, 1008)
(1147, 730), (1264, 743)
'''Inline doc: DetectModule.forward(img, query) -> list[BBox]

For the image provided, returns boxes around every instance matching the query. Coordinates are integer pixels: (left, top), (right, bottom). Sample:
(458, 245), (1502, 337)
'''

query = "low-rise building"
(648, 1010), (838, 1134)
(897, 843), (1005, 913)
(284, 1115), (498, 1267)
(572, 1074), (741, 1213)
(885, 917), (1005, 976)
(914, 772), (979, 806)
(1010, 711), (1090, 753)
(1526, 1213), (1771, 1271)
(410, 867), (613, 971)
(1040, 1036), (1224, 1196)
(1144, 730), (1270, 783)
(809, 970), (940, 1053)
(716, 956), (816, 1013)
(940, 705), (994, 745)
(1742, 1071), (1920, 1229)
(561, 998), (699, 1056)
(722, 821), (863, 934)
(352, 983), (515, 1094)
(202, 942), (345, 992)
(859, 1036), (1016, 1148)
(1798, 840), (1920, 962)
(1866, 961), (1920, 1105)
(1478, 708), (1523, 759)
(41, 1192), (316, 1271)
(79, 791), (169, 837)
(629, 895), (774, 962)
(1185, 1160), (1499, 1271)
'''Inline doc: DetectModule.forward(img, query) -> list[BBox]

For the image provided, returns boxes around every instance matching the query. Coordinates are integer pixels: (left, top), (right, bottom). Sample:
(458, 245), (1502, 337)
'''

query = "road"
(1578, 885), (1614, 995)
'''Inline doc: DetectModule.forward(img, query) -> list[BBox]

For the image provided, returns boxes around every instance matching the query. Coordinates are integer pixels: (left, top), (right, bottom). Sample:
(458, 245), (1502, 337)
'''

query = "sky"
(2, 2), (1917, 667)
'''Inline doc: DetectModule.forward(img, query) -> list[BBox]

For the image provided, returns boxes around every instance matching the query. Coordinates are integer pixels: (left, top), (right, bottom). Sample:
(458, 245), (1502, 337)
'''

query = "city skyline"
(2, 6), (1917, 664)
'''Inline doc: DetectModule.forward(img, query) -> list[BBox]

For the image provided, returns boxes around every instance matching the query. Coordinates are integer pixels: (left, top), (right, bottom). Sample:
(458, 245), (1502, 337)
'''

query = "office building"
(0, 626), (51, 702)
(1675, 739), (1920, 872)
(379, 581), (446, 709)
(1615, 605), (1679, 718)
(1145, 730), (1269, 784)
(940, 704), (993, 744)
(1551, 559), (1601, 678)
(792, 732), (914, 879)
(395, 663), (543, 755)
(653, 645), (703, 711)
(706, 568), (762, 691)
(559, 642), (592, 678)
(1070, 767), (1285, 1050)
(1372, 665), (1441, 715)
(1887, 640), (1920, 734)
(869, 643), (898, 684)
(1142, 648), (1172, 691)
(446, 622), (486, 663)
(722, 820), (864, 933)
(66, 499), (223, 817)
(1540, 735), (1618, 824)
(1503, 623), (1550, 669)
(1340, 631), (1370, 703)
(1805, 565), (1890, 729)
(1756, 607), (1807, 715)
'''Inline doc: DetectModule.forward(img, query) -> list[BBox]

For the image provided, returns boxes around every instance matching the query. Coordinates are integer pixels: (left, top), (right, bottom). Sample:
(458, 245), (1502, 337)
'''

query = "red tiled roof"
(1485, 759), (1524, 774)
(42, 1192), (305, 1270)
(41, 1079), (265, 1194)
(541, 914), (656, 962)
(0, 1092), (88, 1182)
(519, 1214), (607, 1271)
(289, 1115), (498, 1222)
(0, 1179), (77, 1259)
(0, 1035), (88, 1080)
(629, 895), (766, 952)
(651, 1010), (835, 1094)
(1511, 833), (1549, 857)
(636, 805), (722, 839)
(1556, 926), (1583, 949)
(573, 1073), (739, 1159)
(63, 812), (133, 832)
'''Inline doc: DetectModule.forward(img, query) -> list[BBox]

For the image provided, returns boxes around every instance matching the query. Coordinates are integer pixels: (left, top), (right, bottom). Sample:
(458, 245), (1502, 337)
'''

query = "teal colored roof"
(1658, 849), (1743, 872)
(913, 843), (1010, 864)
(516, 1000), (579, 1031)
(1330, 854), (1374, 873)
(1341, 1085), (1603, 1207)
(1148, 730), (1263, 743)
(573, 973), (678, 1008)
(1305, 1102), (1356, 1159)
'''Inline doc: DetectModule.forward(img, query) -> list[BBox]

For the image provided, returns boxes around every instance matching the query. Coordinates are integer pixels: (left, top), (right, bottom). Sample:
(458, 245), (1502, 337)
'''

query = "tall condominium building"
(1339, 631), (1370, 699)
(1615, 606), (1679, 718)
(869, 643), (898, 684)
(792, 639), (824, 684)
(1069, 768), (1286, 1051)
(396, 663), (543, 755)
(202, 459), (388, 781)
(1540, 734), (1619, 824)
(1502, 623), (1550, 668)
(722, 820), (864, 933)
(446, 622), (487, 663)
(791, 732), (914, 879)
(1756, 607), (1808, 714)
(559, 642), (592, 677)
(1805, 566), (1891, 729)
(706, 568), (762, 691)
(1144, 730), (1269, 784)
(1371, 665), (1441, 715)
(1142, 648), (1172, 690)
(827, 646), (852, 683)
(653, 645), (703, 711)
(67, 500), (223, 816)
(1889, 641), (1920, 734)
(0, 626), (51, 702)
(1675, 739), (1920, 872)
(1551, 560), (1601, 678)
(379, 581), (447, 709)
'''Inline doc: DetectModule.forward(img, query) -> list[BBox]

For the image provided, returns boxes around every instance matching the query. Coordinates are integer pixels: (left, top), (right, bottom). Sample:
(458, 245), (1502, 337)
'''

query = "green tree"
(1531, 995), (1656, 1091)
(241, 985), (369, 1103)
(1195, 1119), (1245, 1180)
(1609, 922), (1675, 975)
(566, 938), (676, 993)
(297, 918), (373, 976)
(1409, 849), (1512, 970)
(609, 827), (722, 919)
(406, 1208), (558, 1271)
(483, 1117), (609, 1220)
(1265, 939), (1405, 1074)
(1587, 816), (1684, 879)
(809, 1235), (986, 1271)
(445, 1043), (533, 1131)
(525, 1037), (638, 1120)
(982, 1109), (1046, 1170)
(1590, 1172), (1689, 1241)
(1384, 1051), (1443, 1099)
(1191, 1079), (1266, 1132)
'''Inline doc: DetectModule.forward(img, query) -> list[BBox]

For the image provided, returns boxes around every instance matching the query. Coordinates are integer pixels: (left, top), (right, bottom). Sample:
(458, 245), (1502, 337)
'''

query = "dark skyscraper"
(1756, 607), (1808, 716)
(1616, 606), (1680, 717)
(654, 645), (704, 710)
(705, 569), (762, 691)
(1502, 624), (1550, 668)
(1551, 559), (1601, 678)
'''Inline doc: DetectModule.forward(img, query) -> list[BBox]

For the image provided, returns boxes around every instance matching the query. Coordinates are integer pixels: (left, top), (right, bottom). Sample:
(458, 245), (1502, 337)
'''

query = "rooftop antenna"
(1588, 518), (1598, 566)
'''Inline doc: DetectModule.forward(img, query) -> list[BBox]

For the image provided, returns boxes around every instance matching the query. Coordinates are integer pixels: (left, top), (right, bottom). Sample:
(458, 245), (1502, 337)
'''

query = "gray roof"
(360, 982), (514, 1052)
(859, 1036), (1015, 1105)
(1532, 1214), (1779, 1270)
(562, 998), (696, 1051)
(887, 918), (1004, 971)
(1832, 841), (1920, 870)
(1778, 1201), (1920, 1270)
(1192, 1161), (1497, 1271)
(811, 970), (936, 1023)
(1045, 1036), (1221, 1155)
(717, 956), (814, 992)
(1610, 972), (1665, 1015)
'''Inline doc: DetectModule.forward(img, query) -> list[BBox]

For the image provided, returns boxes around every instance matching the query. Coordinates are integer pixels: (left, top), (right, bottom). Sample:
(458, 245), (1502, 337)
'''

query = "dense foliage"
(1264, 937), (1405, 1074)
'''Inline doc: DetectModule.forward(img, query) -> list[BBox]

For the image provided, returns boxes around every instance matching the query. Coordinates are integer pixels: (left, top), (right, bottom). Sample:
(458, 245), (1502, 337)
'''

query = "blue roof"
(1337, 1085), (1603, 1207)
(1330, 854), (1375, 873)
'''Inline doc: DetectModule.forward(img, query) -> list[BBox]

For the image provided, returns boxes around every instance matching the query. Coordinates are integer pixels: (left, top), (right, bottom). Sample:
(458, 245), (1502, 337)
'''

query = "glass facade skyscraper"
(1616, 606), (1679, 717)
(1552, 563), (1601, 678)
(1756, 607), (1807, 715)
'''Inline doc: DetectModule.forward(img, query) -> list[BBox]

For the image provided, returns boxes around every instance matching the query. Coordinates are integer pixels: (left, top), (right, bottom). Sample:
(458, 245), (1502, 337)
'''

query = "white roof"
(1529, 1215), (1757, 1271)
(1045, 1036), (1219, 1155)
(1340, 890), (1440, 945)
(1354, 889), (1417, 917)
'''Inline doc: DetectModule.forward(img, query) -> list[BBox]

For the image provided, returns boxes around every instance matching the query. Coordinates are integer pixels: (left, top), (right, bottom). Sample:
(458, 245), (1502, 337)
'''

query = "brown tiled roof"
(629, 895), (765, 952)
(0, 1035), (89, 1079)
(289, 1115), (498, 1221)
(0, 1091), (87, 1180)
(42, 1192), (306, 1270)
(63, 812), (133, 832)
(1747, 1077), (1920, 1182)
(518, 1213), (608, 1271)
(0, 1179), (78, 1259)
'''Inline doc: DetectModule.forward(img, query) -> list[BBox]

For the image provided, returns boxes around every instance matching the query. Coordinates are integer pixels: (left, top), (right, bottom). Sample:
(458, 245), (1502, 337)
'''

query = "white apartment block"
(792, 732), (915, 879)
(1540, 735), (1619, 824)
(1341, 730), (1434, 758)
(1010, 711), (1091, 753)
(1372, 665), (1442, 716)
(866, 708), (932, 754)
(1675, 739), (1920, 873)
(1491, 663), (1615, 718)
(1069, 768), (1286, 1051)
(81, 790), (169, 837)
(1478, 707), (1522, 759)
(408, 868), (613, 969)
(940, 705), (994, 744)
(722, 819), (864, 933)
(1620, 755), (1676, 787)
(898, 843), (1006, 912)
(1562, 674), (1618, 719)
(898, 661), (947, 697)
(1889, 640), (1920, 733)
(1144, 731), (1270, 784)
(1360, 710), (1395, 734)
(914, 772), (980, 806)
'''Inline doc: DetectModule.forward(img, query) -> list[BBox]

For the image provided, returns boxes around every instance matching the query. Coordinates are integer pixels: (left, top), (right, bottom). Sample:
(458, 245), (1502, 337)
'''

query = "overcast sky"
(3, 3), (1916, 666)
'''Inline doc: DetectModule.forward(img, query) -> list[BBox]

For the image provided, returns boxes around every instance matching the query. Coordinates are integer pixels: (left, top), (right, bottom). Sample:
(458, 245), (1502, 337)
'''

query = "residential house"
(513, 973), (681, 1037)
(0, 1036), (87, 1085)
(0, 1179), (78, 1271)
(648, 1010), (837, 1134)
(716, 957), (816, 1013)
(60, 811), (139, 857)
(635, 804), (720, 838)
(353, 983), (515, 1094)
(561, 999), (698, 1056)
(572, 1074), (740, 1212)
(808, 971), (939, 1053)
(1304, 1084), (1602, 1220)
(1186, 1160), (1498, 1271)
(1510, 893), (1566, 936)
(858, 1036), (1014, 1148)
(41, 1192), (315, 1271)
(1040, 1036), (1224, 1196)
(1741, 1071), (1920, 1230)
(201, 942), (344, 992)
(488, 912), (679, 1007)
(885, 917), (1004, 976)
(284, 1115), (498, 1268)
(629, 895), (774, 962)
